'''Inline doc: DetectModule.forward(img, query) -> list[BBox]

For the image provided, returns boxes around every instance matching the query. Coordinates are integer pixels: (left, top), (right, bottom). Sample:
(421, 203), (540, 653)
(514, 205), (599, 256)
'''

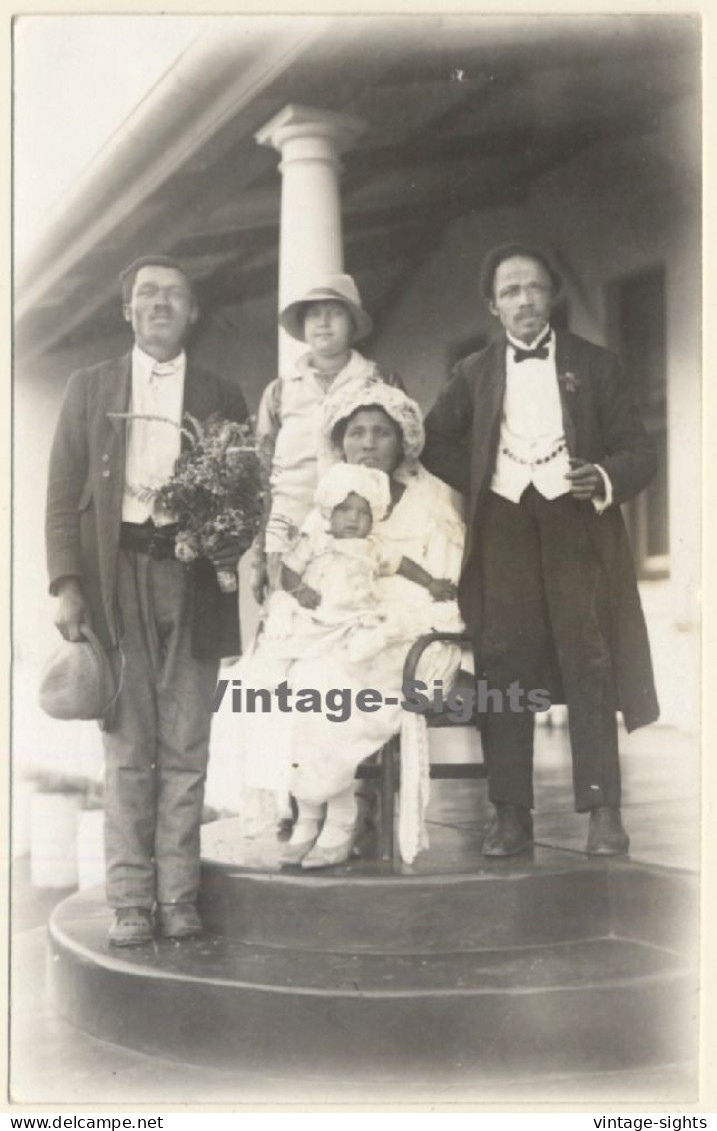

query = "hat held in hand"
(39, 625), (117, 721)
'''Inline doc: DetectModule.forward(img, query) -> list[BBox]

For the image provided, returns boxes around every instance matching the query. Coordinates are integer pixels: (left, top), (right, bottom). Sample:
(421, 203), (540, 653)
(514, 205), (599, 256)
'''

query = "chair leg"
(379, 737), (398, 861)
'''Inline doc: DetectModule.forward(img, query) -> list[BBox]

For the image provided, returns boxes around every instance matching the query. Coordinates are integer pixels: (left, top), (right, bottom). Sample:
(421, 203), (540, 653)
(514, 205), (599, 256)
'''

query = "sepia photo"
(10, 11), (703, 1109)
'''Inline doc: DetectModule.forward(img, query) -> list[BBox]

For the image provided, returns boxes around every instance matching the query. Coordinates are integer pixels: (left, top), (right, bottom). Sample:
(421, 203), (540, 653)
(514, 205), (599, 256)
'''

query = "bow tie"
(512, 329), (552, 363)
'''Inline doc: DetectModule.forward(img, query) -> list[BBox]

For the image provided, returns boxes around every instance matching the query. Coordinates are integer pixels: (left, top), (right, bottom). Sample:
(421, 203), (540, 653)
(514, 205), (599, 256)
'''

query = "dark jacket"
(422, 329), (659, 732)
(45, 352), (249, 662)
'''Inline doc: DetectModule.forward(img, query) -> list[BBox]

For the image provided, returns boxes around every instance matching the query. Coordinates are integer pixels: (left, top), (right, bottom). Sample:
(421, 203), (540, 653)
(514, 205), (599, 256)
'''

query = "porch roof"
(15, 14), (700, 359)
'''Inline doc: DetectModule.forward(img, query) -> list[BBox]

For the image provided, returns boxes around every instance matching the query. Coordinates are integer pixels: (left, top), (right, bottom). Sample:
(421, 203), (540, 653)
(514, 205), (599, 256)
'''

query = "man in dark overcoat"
(46, 255), (249, 944)
(422, 244), (659, 857)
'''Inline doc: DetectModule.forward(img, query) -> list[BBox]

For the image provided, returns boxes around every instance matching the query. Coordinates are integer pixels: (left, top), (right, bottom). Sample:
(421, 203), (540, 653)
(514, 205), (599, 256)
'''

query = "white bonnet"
(321, 381), (425, 466)
(314, 463), (392, 525)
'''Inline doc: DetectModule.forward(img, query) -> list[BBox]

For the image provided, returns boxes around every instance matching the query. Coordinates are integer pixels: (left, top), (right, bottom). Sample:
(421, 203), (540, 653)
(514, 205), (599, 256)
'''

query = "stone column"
(256, 103), (365, 374)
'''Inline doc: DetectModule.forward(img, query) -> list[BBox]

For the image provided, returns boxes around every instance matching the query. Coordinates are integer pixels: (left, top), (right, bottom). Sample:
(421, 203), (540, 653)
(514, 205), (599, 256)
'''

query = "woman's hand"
(428, 578), (458, 602)
(295, 584), (322, 609)
(251, 555), (269, 605)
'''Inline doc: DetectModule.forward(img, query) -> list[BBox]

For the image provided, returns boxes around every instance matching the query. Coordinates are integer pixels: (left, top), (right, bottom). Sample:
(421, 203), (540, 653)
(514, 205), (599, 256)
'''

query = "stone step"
(198, 845), (696, 955)
(200, 857), (612, 951)
(49, 888), (696, 1080)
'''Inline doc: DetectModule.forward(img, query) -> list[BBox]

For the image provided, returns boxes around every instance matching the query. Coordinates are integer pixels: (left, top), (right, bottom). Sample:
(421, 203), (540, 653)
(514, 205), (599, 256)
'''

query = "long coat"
(45, 353), (249, 661)
(422, 329), (659, 732)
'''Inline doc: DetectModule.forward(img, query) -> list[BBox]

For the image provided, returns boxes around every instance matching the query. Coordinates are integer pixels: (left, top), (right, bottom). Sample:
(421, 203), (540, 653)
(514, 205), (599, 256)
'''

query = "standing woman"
(252, 273), (401, 603)
(206, 275), (399, 815)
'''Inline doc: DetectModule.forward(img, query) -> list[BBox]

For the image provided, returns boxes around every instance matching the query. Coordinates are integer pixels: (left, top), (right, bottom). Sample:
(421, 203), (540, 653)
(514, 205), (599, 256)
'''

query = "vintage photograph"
(10, 11), (702, 1107)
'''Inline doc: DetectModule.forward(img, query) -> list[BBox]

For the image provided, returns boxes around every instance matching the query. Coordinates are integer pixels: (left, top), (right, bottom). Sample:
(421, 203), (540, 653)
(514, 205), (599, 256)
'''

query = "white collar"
(132, 344), (186, 380)
(506, 325), (552, 352)
(291, 349), (377, 386)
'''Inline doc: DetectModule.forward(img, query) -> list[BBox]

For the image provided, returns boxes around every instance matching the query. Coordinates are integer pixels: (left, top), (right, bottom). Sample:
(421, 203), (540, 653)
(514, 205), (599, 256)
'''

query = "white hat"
(314, 463), (391, 525)
(279, 273), (373, 343)
(321, 380), (425, 465)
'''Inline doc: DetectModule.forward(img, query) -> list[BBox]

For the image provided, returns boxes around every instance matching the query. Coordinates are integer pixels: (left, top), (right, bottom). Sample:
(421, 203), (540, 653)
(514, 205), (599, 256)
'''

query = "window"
(608, 266), (669, 578)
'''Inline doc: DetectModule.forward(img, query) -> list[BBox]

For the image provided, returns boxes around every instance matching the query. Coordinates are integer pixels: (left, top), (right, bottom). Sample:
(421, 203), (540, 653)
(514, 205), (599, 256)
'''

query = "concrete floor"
(202, 719), (701, 875)
(9, 722), (701, 1107)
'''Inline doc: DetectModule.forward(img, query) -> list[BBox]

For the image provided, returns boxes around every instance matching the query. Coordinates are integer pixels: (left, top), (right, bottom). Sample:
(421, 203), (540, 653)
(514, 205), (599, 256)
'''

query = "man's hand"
(428, 578), (458, 602)
(294, 584), (321, 610)
(54, 578), (91, 642)
(206, 535), (250, 574)
(565, 459), (606, 501)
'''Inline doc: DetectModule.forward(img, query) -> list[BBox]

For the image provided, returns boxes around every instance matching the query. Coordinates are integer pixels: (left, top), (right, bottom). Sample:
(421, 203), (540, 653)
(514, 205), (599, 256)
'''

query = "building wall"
(372, 95), (701, 731)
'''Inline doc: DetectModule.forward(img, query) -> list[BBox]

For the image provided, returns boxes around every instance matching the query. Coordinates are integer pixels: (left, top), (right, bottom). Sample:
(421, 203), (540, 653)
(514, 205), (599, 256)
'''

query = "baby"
(262, 463), (456, 662)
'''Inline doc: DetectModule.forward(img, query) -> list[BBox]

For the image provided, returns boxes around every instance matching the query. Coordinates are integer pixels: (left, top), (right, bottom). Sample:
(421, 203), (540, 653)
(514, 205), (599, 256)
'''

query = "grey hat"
(39, 626), (117, 722)
(279, 273), (373, 343)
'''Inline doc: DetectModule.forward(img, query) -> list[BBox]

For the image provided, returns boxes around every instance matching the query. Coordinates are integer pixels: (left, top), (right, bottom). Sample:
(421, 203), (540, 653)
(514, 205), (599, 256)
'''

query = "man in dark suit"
(46, 255), (249, 944)
(422, 244), (659, 857)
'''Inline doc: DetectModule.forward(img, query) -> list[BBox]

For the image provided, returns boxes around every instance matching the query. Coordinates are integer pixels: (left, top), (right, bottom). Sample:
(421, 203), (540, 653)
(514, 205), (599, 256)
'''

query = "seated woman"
(232, 382), (465, 867)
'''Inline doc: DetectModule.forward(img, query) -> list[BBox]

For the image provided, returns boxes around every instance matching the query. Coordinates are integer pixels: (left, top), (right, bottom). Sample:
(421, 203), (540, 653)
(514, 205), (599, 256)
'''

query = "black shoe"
(586, 806), (630, 856)
(483, 803), (534, 857)
(156, 903), (203, 940)
(108, 907), (154, 947)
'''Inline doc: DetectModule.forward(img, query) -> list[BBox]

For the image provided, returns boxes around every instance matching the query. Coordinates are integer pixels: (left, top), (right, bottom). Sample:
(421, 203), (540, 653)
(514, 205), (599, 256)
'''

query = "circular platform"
(49, 884), (695, 1081)
(48, 835), (698, 1082)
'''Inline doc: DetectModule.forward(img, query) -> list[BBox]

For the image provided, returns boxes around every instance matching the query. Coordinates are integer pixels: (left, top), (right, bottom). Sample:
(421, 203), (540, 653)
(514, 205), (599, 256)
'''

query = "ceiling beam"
(16, 20), (333, 317)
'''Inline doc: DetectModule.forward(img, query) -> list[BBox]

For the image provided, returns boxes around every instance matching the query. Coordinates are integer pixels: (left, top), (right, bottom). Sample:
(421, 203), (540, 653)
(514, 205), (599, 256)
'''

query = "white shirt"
(122, 345), (185, 524)
(490, 329), (612, 511)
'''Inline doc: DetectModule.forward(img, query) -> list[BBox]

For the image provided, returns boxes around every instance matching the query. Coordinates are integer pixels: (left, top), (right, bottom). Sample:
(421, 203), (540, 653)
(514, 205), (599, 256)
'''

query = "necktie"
(512, 329), (552, 363)
(151, 359), (178, 379)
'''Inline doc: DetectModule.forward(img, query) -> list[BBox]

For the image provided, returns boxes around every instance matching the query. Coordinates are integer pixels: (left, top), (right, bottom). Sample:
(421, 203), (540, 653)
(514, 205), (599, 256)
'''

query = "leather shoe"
(108, 907), (154, 947)
(156, 903), (203, 940)
(482, 803), (534, 857)
(586, 806), (630, 856)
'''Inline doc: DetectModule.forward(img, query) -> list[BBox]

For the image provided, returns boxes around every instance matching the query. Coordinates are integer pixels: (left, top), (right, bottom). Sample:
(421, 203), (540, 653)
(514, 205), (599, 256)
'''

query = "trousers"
(103, 550), (219, 908)
(476, 486), (620, 812)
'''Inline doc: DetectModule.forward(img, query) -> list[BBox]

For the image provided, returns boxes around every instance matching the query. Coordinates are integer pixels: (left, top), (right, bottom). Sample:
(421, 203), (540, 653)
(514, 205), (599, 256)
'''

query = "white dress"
(208, 464), (465, 860)
(260, 524), (404, 663)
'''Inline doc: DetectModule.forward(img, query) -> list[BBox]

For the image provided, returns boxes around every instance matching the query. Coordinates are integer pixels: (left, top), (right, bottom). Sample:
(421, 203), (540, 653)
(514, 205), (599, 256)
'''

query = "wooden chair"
(355, 631), (487, 860)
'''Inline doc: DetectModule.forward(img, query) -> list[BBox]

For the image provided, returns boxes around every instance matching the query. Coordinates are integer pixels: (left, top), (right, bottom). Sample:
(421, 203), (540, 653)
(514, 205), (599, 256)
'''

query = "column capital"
(255, 103), (366, 156)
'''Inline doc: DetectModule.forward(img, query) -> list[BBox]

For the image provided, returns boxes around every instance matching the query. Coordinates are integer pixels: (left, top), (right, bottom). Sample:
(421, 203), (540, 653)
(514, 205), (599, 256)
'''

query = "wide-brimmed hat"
(279, 274), (373, 343)
(39, 626), (117, 722)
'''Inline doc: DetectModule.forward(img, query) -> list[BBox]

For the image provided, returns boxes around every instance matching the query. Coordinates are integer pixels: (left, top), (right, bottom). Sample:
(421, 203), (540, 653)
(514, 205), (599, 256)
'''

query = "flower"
(558, 371), (582, 393)
(109, 411), (266, 571)
(175, 533), (200, 563)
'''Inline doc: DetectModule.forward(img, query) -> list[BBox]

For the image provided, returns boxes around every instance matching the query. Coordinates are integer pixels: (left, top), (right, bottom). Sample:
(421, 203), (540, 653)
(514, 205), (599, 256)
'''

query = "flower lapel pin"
(558, 371), (582, 393)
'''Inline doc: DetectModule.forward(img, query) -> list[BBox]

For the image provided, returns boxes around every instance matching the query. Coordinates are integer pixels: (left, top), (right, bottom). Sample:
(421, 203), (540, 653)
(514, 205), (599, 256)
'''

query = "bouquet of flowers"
(117, 412), (265, 592)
